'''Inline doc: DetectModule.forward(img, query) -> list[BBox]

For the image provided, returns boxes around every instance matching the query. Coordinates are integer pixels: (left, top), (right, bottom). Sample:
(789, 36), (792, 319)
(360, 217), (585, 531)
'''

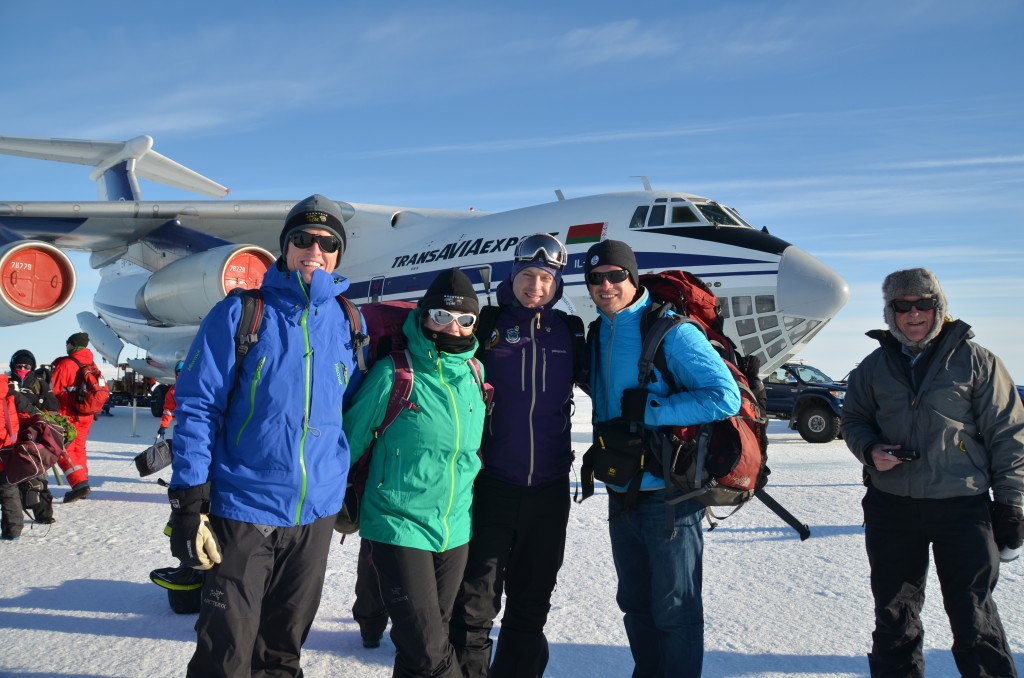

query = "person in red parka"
(50, 332), (96, 503)
(156, 361), (184, 441)
(1, 373), (22, 539)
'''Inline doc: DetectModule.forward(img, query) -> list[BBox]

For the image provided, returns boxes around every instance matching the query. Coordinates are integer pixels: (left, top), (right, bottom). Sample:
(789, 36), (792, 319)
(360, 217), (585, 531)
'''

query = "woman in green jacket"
(343, 268), (486, 678)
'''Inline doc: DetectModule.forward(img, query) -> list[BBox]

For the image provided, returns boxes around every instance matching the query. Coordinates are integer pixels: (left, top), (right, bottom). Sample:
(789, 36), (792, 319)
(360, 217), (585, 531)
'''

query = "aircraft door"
(459, 265), (494, 306)
(368, 275), (386, 303)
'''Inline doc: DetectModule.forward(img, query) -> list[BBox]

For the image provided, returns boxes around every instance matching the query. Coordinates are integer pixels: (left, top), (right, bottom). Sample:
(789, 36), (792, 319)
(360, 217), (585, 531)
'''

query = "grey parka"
(842, 319), (1024, 506)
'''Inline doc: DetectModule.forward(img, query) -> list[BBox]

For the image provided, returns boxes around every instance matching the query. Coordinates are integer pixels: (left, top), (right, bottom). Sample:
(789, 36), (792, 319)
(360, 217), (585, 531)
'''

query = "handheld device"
(891, 448), (919, 461)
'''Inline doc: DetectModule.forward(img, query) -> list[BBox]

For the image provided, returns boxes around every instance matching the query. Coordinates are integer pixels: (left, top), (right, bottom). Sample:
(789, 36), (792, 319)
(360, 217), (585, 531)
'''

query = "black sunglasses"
(12, 363), (31, 370)
(288, 231), (341, 254)
(586, 269), (630, 285)
(890, 298), (937, 313)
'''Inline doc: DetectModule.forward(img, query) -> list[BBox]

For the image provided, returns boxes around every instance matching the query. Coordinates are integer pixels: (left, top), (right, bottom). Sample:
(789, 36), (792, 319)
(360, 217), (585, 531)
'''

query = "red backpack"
(581, 270), (769, 535)
(67, 356), (111, 417)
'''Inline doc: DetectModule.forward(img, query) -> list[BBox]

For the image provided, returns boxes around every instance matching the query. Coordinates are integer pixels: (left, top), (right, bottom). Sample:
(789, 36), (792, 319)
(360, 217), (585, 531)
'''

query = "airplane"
(0, 134), (848, 383)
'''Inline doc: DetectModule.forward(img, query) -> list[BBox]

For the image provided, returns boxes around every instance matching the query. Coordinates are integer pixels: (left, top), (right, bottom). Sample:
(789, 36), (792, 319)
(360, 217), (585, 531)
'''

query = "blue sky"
(1, 0), (1022, 380)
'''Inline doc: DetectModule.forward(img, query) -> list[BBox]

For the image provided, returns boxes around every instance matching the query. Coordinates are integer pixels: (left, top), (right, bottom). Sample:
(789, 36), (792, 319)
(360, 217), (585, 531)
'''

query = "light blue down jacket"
(170, 262), (361, 527)
(590, 288), (742, 491)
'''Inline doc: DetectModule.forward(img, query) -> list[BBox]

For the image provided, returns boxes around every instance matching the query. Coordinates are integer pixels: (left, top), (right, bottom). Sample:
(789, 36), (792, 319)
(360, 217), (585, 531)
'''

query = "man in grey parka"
(842, 267), (1024, 677)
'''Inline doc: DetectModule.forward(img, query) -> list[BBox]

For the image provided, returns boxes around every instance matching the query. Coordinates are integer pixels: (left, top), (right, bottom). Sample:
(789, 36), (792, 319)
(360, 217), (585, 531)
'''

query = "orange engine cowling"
(135, 244), (274, 326)
(0, 240), (76, 326)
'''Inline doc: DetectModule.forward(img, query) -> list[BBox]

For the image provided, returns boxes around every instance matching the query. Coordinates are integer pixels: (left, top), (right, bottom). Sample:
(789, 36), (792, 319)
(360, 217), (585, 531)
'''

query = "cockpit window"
(695, 202), (740, 227)
(629, 206), (649, 230)
(671, 206), (699, 224)
(649, 205), (666, 227)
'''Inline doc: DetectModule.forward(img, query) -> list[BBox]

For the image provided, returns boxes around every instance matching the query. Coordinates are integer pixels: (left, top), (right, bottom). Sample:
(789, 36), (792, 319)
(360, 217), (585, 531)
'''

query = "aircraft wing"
(0, 135), (229, 198)
(0, 199), (357, 253)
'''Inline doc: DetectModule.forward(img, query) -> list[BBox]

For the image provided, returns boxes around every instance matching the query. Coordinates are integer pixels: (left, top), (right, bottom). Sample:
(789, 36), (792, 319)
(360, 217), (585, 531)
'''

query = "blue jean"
(608, 489), (705, 678)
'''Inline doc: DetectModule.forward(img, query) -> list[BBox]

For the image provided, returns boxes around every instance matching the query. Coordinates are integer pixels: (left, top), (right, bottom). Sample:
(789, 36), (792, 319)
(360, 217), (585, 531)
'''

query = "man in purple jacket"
(450, 233), (586, 678)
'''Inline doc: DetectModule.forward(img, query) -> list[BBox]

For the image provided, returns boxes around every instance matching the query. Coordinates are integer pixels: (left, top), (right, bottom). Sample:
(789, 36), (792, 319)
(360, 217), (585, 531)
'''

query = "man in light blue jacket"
(585, 240), (740, 678)
(169, 194), (363, 676)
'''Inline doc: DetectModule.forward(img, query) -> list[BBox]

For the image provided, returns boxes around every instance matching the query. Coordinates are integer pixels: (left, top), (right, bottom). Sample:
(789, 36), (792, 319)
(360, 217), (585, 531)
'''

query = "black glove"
(620, 388), (649, 422)
(990, 501), (1024, 552)
(168, 483), (221, 570)
(156, 426), (167, 441)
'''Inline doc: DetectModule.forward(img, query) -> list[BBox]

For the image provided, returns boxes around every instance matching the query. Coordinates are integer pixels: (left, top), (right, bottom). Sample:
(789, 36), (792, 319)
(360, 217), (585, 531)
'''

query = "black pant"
(186, 515), (335, 678)
(862, 487), (1017, 678)
(450, 475), (571, 678)
(352, 537), (389, 640)
(371, 540), (468, 678)
(0, 481), (23, 538)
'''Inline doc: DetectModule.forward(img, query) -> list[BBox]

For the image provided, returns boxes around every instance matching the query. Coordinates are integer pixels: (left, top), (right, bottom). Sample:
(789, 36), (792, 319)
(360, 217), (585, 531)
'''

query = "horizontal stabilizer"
(0, 134), (228, 198)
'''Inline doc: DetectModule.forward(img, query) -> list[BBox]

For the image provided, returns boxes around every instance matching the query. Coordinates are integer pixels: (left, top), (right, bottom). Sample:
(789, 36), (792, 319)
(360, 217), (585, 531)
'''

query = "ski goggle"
(287, 231), (342, 254)
(514, 233), (567, 269)
(427, 308), (478, 328)
(586, 269), (631, 286)
(890, 298), (937, 313)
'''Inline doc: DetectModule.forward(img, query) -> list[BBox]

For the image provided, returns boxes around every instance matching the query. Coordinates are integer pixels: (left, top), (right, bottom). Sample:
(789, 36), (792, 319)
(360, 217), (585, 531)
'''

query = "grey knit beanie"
(882, 267), (948, 349)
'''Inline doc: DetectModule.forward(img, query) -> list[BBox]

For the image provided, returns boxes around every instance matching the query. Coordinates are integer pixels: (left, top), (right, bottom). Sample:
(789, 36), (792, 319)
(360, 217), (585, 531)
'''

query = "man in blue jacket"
(168, 194), (363, 676)
(585, 240), (740, 677)
(450, 233), (585, 678)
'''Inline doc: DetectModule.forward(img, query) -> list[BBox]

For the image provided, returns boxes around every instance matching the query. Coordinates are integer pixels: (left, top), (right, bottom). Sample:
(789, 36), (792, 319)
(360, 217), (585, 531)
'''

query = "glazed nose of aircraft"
(775, 246), (849, 320)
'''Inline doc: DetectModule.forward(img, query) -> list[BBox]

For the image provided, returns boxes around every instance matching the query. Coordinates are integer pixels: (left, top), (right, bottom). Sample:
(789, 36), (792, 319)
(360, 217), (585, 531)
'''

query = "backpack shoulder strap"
(637, 303), (696, 391)
(232, 289), (264, 361)
(468, 357), (494, 410)
(229, 288), (263, 399)
(473, 305), (502, 357)
(375, 349), (418, 439)
(337, 294), (370, 373)
(554, 309), (587, 382)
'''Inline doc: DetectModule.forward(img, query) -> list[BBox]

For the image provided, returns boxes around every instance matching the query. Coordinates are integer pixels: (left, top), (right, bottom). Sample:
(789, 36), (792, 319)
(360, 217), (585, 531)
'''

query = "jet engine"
(135, 244), (274, 325)
(0, 240), (76, 326)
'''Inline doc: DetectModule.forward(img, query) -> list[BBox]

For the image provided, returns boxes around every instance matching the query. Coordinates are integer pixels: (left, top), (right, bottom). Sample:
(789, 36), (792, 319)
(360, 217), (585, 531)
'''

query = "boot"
(63, 481), (92, 504)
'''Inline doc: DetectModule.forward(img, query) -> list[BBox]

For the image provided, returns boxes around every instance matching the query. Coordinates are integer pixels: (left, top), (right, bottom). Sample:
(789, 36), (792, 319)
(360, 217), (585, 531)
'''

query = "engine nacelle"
(0, 240), (76, 326)
(136, 244), (274, 325)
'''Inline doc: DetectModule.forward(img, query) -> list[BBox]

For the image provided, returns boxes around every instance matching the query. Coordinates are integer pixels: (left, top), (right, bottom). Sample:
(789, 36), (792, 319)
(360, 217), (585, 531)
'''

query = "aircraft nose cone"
(776, 246), (849, 320)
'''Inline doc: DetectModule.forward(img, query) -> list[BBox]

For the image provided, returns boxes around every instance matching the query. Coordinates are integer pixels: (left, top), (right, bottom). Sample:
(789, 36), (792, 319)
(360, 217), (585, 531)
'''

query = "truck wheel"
(151, 384), (169, 418)
(797, 405), (840, 443)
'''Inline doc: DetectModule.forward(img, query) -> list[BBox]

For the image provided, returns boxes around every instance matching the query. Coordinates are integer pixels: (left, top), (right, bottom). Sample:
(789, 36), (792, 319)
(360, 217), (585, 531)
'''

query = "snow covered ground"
(1, 400), (1021, 677)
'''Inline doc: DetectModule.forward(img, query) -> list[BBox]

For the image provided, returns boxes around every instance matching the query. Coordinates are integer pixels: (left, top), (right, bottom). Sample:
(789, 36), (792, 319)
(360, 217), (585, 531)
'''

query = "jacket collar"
(596, 287), (650, 325)
(264, 258), (351, 306)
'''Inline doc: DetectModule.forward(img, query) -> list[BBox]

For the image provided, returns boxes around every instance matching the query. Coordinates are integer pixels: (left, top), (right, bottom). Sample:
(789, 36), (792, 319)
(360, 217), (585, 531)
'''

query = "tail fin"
(0, 134), (229, 200)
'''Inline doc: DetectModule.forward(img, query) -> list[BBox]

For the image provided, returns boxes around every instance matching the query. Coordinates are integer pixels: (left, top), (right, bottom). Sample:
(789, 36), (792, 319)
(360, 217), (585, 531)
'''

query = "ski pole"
(755, 488), (810, 541)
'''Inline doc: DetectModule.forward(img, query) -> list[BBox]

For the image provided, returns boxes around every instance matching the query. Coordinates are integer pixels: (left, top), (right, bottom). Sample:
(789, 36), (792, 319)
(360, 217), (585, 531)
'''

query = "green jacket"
(343, 309), (486, 551)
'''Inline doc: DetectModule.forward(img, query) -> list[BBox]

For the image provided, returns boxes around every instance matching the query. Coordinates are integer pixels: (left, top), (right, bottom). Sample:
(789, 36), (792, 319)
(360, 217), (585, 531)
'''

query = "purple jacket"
(477, 278), (580, 487)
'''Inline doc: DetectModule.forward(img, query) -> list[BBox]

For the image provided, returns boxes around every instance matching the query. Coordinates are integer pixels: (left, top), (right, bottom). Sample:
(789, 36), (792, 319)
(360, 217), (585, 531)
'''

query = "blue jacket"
(171, 262), (361, 527)
(477, 278), (580, 486)
(590, 289), (741, 490)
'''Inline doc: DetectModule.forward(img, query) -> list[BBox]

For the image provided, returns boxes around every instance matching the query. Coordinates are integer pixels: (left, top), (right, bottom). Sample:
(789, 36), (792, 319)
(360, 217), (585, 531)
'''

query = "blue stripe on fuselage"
(343, 251), (776, 301)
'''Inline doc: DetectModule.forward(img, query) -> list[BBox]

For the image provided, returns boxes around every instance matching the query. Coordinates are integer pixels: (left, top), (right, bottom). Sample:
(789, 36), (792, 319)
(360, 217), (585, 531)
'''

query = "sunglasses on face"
(586, 269), (630, 286)
(427, 308), (478, 328)
(12, 364), (31, 371)
(890, 298), (937, 313)
(288, 231), (341, 254)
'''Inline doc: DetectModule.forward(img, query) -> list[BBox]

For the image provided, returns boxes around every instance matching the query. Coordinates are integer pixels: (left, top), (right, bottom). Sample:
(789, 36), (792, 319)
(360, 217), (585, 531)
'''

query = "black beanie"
(280, 194), (347, 257)
(10, 349), (36, 371)
(584, 239), (639, 286)
(421, 268), (480, 314)
(67, 332), (90, 349)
